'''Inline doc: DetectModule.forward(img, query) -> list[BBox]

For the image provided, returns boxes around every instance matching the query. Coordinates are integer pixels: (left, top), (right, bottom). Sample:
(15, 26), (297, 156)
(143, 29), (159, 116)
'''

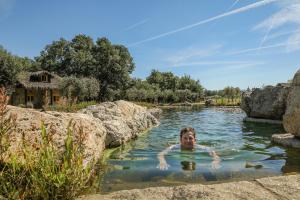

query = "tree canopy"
(36, 35), (135, 101)
(0, 46), (36, 86)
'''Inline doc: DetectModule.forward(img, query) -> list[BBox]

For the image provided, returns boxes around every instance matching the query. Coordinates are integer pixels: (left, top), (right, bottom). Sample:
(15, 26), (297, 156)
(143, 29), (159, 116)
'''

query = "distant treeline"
(0, 34), (241, 103)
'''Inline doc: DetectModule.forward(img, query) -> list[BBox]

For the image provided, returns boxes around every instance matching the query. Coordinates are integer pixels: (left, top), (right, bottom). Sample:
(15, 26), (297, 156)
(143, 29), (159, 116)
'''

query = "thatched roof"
(17, 71), (62, 89)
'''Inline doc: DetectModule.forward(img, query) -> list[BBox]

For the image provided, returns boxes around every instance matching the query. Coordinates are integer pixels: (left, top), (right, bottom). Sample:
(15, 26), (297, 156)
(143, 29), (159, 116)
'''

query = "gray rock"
(7, 106), (107, 164)
(243, 117), (282, 124)
(78, 175), (300, 200)
(240, 84), (290, 120)
(79, 100), (160, 148)
(148, 108), (162, 120)
(283, 69), (300, 137)
(205, 99), (215, 106)
(272, 133), (300, 148)
(6, 101), (161, 162)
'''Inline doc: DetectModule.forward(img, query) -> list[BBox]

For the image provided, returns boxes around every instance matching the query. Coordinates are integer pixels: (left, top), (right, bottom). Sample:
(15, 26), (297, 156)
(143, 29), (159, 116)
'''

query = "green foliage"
(0, 46), (37, 86)
(47, 101), (97, 113)
(36, 35), (135, 101)
(0, 112), (95, 199)
(126, 71), (204, 104)
(80, 77), (100, 101)
(0, 88), (16, 160)
(205, 86), (241, 99)
(59, 77), (100, 103)
(0, 87), (96, 199)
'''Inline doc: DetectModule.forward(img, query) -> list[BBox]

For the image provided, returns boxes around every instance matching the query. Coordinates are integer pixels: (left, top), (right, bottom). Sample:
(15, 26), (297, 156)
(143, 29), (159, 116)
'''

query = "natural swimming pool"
(100, 106), (300, 193)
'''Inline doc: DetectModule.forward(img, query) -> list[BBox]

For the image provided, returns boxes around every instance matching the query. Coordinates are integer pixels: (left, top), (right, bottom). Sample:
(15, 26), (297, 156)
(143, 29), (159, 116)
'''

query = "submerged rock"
(283, 69), (300, 137)
(240, 84), (290, 120)
(243, 117), (282, 124)
(272, 133), (300, 148)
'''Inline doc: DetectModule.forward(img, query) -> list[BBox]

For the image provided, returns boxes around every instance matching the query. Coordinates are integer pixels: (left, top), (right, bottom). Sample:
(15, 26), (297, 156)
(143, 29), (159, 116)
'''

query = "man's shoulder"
(195, 144), (211, 151)
(169, 144), (181, 150)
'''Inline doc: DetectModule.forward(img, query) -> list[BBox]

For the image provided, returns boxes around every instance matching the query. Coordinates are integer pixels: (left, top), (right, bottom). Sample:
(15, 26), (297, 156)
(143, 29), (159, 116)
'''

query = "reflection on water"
(100, 106), (300, 193)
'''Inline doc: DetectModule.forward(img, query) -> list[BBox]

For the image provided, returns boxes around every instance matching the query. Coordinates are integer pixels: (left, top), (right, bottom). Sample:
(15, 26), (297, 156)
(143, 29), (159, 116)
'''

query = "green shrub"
(0, 88), (96, 199)
(47, 101), (97, 112)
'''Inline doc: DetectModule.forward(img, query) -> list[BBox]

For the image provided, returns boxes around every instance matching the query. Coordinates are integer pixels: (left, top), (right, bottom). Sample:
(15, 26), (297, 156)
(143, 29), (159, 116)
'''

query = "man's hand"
(211, 159), (221, 170)
(157, 160), (170, 170)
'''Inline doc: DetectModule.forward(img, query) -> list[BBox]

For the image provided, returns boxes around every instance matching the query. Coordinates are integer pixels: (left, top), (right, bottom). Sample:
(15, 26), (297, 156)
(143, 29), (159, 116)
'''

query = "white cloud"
(128, 0), (277, 47)
(165, 45), (222, 66)
(228, 40), (300, 55)
(254, 1), (300, 51)
(123, 18), (149, 32)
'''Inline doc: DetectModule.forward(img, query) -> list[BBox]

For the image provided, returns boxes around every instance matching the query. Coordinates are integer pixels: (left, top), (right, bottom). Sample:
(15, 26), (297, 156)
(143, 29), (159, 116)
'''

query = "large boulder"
(78, 175), (300, 200)
(79, 100), (160, 147)
(240, 83), (290, 120)
(7, 106), (107, 163)
(283, 69), (300, 137)
(6, 101), (161, 162)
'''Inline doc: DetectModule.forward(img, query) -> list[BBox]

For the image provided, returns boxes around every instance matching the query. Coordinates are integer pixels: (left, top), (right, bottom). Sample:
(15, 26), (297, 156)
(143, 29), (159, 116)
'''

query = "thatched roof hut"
(16, 71), (62, 89)
(9, 71), (62, 107)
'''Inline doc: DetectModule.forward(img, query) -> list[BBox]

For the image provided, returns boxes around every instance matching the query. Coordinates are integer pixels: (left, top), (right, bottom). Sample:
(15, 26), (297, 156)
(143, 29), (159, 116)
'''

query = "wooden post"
(50, 89), (53, 105)
(24, 88), (27, 105)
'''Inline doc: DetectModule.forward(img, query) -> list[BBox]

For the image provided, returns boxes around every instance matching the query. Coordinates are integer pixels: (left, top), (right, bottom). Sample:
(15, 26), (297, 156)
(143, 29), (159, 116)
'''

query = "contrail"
(258, 19), (274, 50)
(124, 19), (149, 32)
(228, 40), (300, 55)
(128, 0), (278, 47)
(228, 0), (240, 11)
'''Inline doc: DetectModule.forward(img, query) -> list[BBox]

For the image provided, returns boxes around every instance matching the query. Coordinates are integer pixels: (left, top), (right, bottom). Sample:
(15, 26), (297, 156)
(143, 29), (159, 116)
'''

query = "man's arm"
(197, 145), (221, 169)
(157, 144), (177, 170)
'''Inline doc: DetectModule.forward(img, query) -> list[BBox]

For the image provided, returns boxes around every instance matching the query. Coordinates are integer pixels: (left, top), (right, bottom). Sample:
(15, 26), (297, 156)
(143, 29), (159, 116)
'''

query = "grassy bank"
(206, 97), (241, 106)
(0, 88), (97, 200)
(46, 101), (97, 112)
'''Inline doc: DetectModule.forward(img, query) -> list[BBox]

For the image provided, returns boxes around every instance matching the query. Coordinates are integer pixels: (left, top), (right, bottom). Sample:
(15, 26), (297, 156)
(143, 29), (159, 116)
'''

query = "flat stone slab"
(272, 133), (300, 148)
(78, 174), (300, 200)
(243, 117), (282, 124)
(256, 175), (300, 200)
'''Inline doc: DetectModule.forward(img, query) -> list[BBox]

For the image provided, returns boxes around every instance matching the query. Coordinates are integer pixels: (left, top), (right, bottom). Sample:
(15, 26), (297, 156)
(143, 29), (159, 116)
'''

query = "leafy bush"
(47, 101), (97, 112)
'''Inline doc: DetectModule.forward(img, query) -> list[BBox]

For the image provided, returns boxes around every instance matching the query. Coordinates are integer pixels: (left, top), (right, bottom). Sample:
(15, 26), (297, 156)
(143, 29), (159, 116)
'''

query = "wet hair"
(180, 127), (196, 139)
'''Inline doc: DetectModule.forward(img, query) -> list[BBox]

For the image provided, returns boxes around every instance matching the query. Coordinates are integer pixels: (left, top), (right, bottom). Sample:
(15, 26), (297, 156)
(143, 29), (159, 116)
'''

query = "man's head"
(180, 127), (196, 150)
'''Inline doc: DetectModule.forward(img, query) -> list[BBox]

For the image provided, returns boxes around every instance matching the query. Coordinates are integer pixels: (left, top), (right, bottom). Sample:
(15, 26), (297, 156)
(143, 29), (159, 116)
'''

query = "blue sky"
(1, 0), (300, 90)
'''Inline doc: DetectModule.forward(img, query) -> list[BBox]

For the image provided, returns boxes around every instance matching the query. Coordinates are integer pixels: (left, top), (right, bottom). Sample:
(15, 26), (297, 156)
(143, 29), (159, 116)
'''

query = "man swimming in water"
(157, 127), (221, 170)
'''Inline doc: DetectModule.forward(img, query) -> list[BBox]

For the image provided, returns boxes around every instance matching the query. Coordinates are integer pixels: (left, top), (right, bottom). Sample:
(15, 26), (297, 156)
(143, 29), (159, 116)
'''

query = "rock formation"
(283, 69), (300, 137)
(78, 174), (300, 200)
(240, 84), (290, 120)
(79, 100), (160, 147)
(6, 100), (160, 162)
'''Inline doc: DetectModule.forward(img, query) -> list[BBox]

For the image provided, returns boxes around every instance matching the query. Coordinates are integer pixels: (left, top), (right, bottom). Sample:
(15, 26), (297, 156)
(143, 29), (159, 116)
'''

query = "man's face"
(180, 132), (196, 149)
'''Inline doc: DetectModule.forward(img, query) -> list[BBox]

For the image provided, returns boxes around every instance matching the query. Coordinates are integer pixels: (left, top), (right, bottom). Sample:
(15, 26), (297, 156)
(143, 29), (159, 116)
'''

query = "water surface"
(100, 106), (300, 193)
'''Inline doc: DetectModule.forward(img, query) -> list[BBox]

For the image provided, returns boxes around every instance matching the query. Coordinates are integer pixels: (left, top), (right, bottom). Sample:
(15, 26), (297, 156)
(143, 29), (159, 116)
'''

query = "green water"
(100, 106), (300, 193)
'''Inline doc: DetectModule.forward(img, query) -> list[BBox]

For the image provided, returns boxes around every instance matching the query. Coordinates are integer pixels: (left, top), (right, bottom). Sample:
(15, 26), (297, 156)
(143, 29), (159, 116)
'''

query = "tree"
(37, 35), (95, 77)
(80, 77), (100, 101)
(92, 38), (135, 101)
(36, 35), (135, 101)
(0, 46), (35, 86)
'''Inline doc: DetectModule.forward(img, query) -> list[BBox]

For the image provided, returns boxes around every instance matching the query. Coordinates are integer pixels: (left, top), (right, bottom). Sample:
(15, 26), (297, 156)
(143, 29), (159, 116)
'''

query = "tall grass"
(46, 101), (97, 112)
(211, 97), (241, 106)
(0, 87), (96, 200)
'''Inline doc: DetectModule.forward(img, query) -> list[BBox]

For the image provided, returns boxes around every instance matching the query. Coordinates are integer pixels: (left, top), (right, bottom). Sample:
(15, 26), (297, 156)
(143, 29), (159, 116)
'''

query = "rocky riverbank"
(6, 100), (161, 163)
(240, 69), (300, 148)
(78, 174), (300, 200)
